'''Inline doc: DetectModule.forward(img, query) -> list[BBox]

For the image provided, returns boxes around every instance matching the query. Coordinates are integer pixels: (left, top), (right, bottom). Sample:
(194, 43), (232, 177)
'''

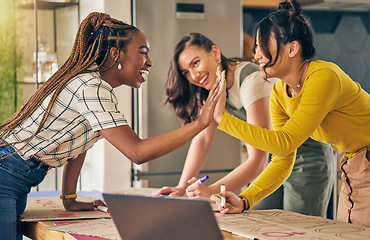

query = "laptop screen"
(103, 193), (223, 240)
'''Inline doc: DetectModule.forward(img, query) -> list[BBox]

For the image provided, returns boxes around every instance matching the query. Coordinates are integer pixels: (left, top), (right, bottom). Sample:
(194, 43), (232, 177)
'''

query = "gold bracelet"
(60, 193), (77, 199)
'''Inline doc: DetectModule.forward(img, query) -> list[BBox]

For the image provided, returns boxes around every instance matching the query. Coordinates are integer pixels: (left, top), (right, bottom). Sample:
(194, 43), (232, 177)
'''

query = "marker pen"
(220, 185), (226, 208)
(97, 205), (109, 213)
(188, 175), (209, 188)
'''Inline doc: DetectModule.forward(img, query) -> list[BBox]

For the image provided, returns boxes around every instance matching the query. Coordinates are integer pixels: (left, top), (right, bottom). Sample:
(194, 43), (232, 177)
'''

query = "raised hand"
(197, 70), (225, 127)
(213, 67), (227, 124)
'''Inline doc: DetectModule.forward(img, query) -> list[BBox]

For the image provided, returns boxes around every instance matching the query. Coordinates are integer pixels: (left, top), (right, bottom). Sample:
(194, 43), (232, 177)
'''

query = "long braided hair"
(0, 12), (139, 159)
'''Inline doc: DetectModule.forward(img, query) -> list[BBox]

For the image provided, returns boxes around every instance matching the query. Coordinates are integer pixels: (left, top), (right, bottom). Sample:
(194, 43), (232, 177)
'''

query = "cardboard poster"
(216, 209), (370, 239)
(46, 219), (121, 240)
(21, 196), (110, 222)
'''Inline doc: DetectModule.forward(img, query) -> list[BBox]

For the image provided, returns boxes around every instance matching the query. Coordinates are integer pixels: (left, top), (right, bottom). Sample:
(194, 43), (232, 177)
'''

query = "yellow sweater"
(218, 60), (370, 208)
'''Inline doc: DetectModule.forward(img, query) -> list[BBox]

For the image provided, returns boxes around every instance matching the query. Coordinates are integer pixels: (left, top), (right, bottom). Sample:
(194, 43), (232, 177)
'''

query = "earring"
(218, 60), (221, 64)
(117, 63), (122, 70)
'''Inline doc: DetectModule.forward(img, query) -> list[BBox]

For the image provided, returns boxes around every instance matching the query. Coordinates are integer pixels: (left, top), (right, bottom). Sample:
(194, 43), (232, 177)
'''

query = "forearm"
(137, 119), (207, 163)
(178, 130), (215, 188)
(239, 152), (295, 209)
(218, 112), (302, 156)
(101, 119), (207, 165)
(61, 153), (93, 211)
(62, 153), (85, 195)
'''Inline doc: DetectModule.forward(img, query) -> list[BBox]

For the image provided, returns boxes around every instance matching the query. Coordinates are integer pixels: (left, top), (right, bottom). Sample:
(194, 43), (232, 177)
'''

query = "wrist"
(60, 193), (77, 199)
(238, 195), (248, 212)
(177, 182), (188, 190)
(195, 117), (208, 131)
(209, 184), (219, 195)
(176, 184), (187, 195)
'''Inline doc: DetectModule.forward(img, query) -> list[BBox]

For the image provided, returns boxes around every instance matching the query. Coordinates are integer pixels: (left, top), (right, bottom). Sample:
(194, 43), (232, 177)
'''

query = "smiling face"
(177, 45), (220, 90)
(254, 31), (291, 80)
(118, 31), (152, 88)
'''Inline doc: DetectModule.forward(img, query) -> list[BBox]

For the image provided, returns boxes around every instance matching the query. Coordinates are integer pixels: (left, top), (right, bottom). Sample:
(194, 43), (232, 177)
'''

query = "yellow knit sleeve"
(218, 112), (298, 156)
(240, 153), (296, 208)
(218, 112), (296, 208)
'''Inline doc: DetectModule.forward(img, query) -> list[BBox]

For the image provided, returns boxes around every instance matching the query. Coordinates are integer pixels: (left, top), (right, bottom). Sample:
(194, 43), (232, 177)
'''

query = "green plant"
(0, 0), (23, 122)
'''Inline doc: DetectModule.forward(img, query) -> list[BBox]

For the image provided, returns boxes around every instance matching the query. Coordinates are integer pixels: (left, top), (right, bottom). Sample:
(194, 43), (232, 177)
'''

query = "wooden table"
(23, 189), (249, 239)
(22, 189), (370, 239)
(23, 220), (248, 240)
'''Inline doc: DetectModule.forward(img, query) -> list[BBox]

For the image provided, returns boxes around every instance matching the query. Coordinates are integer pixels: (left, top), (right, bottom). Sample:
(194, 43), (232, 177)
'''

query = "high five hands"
(213, 66), (227, 124)
(197, 66), (226, 128)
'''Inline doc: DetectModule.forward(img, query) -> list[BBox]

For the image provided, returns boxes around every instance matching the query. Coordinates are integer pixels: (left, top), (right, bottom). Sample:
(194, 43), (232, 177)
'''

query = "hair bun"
(278, 0), (302, 19)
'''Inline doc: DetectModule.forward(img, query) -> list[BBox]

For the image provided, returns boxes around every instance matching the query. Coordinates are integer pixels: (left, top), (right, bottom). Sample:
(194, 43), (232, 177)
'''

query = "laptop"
(103, 193), (224, 240)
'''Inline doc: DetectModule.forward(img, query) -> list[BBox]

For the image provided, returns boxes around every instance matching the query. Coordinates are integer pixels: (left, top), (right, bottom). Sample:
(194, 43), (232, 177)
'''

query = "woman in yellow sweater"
(211, 0), (370, 227)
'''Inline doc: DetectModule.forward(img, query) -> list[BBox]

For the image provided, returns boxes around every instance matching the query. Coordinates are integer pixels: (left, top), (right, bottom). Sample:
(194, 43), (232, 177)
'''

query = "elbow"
(131, 157), (147, 165)
(270, 132), (300, 157)
(272, 140), (298, 157)
(127, 152), (150, 165)
(273, 148), (296, 157)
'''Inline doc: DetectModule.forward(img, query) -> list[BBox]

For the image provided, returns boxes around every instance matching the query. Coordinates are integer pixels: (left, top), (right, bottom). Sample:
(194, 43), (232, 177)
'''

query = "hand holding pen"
(210, 190), (247, 214)
(185, 175), (209, 198)
(94, 200), (110, 213)
(97, 205), (109, 213)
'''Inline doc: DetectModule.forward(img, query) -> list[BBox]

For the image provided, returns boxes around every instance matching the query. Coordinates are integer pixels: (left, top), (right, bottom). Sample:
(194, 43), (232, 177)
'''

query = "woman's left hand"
(62, 198), (106, 211)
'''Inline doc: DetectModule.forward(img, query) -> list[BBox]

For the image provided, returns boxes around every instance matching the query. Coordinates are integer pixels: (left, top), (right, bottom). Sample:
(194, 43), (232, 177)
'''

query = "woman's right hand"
(197, 70), (225, 128)
(185, 177), (214, 199)
(152, 186), (186, 196)
(213, 68), (227, 124)
(210, 190), (245, 214)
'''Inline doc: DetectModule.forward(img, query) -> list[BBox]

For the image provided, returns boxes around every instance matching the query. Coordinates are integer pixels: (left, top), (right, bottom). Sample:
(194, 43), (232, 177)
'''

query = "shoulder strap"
(225, 63), (259, 121)
(239, 62), (260, 87)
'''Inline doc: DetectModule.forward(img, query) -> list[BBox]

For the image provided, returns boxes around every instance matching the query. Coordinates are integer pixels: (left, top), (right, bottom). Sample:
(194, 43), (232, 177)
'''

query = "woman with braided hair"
(0, 12), (223, 239)
(210, 0), (370, 227)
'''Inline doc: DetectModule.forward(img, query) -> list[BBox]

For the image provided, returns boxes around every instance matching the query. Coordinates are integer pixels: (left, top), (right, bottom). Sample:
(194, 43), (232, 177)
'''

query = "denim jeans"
(0, 141), (48, 240)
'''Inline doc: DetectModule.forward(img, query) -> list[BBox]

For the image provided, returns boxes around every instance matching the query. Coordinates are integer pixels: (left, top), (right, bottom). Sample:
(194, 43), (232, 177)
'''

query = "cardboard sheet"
(21, 196), (110, 222)
(25, 189), (370, 239)
(46, 219), (121, 240)
(216, 209), (370, 239)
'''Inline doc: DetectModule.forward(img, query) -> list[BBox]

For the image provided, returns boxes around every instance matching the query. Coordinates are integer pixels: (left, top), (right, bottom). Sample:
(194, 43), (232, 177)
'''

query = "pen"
(188, 175), (209, 188)
(97, 205), (109, 213)
(220, 185), (226, 208)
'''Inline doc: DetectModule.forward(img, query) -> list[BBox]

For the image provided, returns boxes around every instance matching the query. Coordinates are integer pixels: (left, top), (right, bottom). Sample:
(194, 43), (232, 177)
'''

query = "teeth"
(140, 70), (149, 75)
(199, 75), (207, 84)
